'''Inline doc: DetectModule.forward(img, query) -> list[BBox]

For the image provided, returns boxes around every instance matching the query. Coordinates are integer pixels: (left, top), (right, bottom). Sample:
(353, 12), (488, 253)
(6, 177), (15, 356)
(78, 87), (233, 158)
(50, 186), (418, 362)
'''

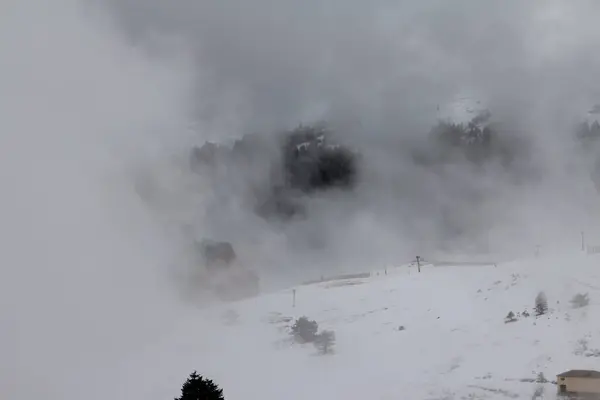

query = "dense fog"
(4, 1), (600, 399)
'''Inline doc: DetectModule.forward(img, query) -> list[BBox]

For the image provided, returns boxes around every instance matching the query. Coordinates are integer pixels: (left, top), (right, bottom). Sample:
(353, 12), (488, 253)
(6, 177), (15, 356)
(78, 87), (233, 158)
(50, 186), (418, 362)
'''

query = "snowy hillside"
(119, 250), (600, 400)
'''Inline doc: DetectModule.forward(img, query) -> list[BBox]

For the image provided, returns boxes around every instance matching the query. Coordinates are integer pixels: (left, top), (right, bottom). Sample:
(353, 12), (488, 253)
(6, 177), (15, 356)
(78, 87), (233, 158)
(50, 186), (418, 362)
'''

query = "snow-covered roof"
(557, 370), (600, 378)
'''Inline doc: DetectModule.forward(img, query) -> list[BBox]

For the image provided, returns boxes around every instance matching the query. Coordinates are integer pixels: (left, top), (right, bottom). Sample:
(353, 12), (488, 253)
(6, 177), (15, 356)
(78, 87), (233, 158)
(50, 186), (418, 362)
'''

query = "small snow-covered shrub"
(570, 293), (590, 309)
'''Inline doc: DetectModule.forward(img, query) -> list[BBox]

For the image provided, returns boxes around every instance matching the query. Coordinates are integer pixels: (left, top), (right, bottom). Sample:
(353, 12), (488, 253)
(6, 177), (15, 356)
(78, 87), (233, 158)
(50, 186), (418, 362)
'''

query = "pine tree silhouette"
(175, 371), (224, 400)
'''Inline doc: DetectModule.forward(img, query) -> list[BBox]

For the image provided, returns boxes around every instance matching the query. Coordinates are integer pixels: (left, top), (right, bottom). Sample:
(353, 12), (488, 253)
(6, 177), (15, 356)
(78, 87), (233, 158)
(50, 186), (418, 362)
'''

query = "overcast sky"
(102, 0), (600, 132)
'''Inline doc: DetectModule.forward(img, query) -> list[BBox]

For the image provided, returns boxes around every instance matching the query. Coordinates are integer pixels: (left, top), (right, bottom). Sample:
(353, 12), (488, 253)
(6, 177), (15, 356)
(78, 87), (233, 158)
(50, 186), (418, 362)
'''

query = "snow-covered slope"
(126, 251), (600, 400)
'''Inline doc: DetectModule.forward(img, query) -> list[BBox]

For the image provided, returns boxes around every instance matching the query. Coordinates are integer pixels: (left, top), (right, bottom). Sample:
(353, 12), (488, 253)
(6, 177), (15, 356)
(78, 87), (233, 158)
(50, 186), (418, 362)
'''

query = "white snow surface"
(122, 250), (600, 400)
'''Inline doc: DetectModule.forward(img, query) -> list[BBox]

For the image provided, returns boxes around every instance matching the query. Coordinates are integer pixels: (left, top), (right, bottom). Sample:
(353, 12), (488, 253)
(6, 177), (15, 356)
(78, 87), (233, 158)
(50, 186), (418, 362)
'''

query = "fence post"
(292, 289), (296, 308)
(416, 256), (421, 273)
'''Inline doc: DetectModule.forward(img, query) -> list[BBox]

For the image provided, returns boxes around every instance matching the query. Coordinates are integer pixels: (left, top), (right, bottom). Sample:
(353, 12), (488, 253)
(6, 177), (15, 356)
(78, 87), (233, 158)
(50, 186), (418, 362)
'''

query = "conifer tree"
(535, 291), (548, 316)
(314, 330), (336, 354)
(291, 316), (319, 343)
(175, 371), (224, 400)
(505, 311), (516, 323)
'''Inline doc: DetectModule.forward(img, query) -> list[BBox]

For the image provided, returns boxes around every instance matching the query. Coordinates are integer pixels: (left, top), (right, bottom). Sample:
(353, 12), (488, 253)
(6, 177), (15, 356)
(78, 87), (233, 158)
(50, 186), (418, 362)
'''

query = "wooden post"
(292, 289), (296, 308)
(416, 256), (421, 273)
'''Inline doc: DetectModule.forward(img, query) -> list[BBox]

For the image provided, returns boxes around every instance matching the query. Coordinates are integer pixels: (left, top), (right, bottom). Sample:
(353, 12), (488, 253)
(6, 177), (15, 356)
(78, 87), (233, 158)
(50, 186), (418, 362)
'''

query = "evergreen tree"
(535, 291), (548, 316)
(291, 316), (319, 343)
(536, 372), (547, 383)
(504, 311), (516, 323)
(314, 330), (336, 354)
(175, 371), (224, 400)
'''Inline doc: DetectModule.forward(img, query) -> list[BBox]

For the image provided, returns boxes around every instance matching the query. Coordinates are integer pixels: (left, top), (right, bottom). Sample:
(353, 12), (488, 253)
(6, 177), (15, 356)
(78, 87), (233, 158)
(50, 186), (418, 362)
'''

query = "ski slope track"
(131, 251), (600, 400)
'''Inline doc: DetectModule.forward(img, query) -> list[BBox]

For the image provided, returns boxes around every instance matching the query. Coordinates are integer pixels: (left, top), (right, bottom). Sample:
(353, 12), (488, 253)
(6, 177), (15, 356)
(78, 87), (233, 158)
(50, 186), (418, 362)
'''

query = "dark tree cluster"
(281, 124), (358, 193)
(291, 316), (319, 343)
(189, 124), (359, 221)
(187, 110), (548, 227)
(423, 110), (522, 168)
(575, 120), (600, 143)
(290, 316), (336, 354)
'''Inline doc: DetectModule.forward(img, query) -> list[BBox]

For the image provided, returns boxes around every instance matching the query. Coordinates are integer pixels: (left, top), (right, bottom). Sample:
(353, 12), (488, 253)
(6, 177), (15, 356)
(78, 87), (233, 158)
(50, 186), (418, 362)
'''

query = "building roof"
(557, 370), (600, 378)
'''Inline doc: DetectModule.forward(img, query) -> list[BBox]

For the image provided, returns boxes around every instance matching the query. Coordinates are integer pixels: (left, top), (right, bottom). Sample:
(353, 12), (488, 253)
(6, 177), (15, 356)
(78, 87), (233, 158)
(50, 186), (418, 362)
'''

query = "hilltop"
(122, 251), (600, 399)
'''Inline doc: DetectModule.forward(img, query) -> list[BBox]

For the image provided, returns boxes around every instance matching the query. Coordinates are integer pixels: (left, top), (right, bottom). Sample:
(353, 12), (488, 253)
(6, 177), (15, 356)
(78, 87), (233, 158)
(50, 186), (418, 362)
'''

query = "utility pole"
(292, 289), (296, 308)
(582, 231), (585, 252)
(416, 255), (421, 273)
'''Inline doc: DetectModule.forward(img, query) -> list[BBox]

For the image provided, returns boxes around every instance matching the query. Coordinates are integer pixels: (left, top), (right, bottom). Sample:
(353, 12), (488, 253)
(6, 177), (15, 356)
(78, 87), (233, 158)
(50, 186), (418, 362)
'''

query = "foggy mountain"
(100, 0), (600, 269)
(5, 0), (600, 399)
